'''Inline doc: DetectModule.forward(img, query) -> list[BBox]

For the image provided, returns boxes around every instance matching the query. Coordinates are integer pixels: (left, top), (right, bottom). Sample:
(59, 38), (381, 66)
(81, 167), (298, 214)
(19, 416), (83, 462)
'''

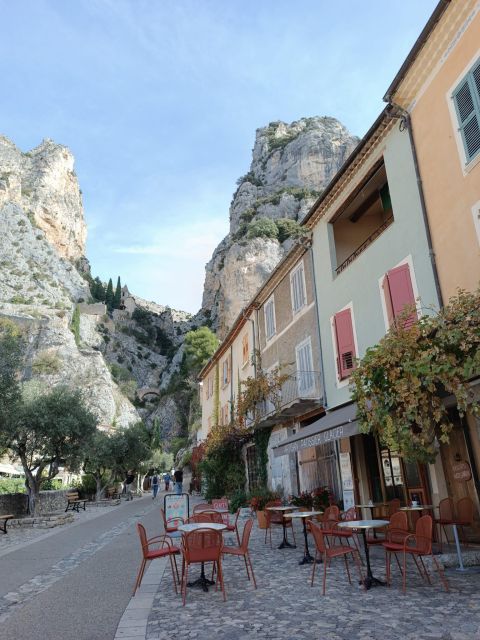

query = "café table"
(337, 519), (389, 590)
(399, 505), (434, 531)
(284, 510), (323, 564)
(266, 505), (299, 549)
(177, 522), (227, 592)
(355, 504), (387, 539)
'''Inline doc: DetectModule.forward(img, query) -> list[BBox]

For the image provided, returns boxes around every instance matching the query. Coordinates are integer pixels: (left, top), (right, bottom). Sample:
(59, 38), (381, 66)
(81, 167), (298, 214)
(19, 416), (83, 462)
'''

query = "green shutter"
(452, 59), (480, 163)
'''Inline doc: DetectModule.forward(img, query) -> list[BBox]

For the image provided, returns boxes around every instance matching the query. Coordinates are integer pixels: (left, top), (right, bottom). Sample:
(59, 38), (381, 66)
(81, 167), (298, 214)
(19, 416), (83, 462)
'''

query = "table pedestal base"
(278, 539), (296, 549)
(361, 575), (386, 590)
(187, 564), (215, 592)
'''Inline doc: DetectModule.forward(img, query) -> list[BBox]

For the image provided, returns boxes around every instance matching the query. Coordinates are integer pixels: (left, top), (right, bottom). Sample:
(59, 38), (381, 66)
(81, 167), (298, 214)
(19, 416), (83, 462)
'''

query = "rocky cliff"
(0, 134), (196, 440)
(201, 117), (359, 337)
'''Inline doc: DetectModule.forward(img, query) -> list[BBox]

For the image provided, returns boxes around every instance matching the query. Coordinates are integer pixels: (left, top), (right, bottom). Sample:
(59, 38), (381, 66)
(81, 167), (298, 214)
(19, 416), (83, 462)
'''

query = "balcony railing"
(335, 215), (393, 275)
(246, 370), (323, 428)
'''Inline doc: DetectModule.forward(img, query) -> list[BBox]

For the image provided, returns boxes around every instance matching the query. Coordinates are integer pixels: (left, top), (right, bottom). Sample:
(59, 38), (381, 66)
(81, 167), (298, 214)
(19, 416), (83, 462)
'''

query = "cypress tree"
(113, 276), (122, 309)
(92, 277), (105, 302)
(105, 278), (114, 312)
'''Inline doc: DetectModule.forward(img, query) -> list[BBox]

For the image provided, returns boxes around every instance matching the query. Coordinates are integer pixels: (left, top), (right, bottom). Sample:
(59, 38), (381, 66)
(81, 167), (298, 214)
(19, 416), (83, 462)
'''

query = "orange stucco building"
(385, 0), (480, 302)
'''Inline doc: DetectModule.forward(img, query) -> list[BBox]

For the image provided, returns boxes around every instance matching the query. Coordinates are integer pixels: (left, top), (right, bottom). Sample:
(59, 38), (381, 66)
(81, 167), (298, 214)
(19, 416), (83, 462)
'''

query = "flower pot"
(256, 510), (267, 529)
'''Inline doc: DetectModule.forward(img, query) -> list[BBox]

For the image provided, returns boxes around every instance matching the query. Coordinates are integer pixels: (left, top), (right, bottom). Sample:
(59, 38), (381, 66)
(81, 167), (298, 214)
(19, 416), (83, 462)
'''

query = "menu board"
(164, 493), (189, 522)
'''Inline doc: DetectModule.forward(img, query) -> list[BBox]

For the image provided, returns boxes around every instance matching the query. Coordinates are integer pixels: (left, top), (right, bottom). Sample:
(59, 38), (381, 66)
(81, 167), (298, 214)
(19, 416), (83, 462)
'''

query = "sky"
(0, 0), (438, 313)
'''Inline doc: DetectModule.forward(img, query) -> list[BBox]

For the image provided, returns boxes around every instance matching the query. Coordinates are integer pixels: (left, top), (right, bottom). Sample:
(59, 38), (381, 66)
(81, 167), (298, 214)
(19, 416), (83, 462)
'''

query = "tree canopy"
(0, 319), (24, 441)
(183, 326), (219, 374)
(351, 288), (480, 463)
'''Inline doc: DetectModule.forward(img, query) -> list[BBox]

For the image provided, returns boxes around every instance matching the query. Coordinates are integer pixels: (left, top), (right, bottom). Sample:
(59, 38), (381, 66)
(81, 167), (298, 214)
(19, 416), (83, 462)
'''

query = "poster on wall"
(339, 452), (354, 491)
(343, 490), (355, 510)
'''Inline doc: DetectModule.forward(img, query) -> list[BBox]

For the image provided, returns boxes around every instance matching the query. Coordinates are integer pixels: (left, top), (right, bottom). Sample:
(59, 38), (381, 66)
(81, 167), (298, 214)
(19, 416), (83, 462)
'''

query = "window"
(264, 296), (276, 340)
(382, 263), (417, 328)
(295, 337), (315, 394)
(242, 333), (249, 366)
(290, 262), (306, 313)
(222, 357), (230, 387)
(452, 58), (480, 164)
(333, 308), (356, 380)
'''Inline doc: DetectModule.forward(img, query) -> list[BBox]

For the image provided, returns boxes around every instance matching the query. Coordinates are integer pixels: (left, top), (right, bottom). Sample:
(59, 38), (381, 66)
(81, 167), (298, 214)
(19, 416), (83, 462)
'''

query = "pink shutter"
(382, 275), (395, 328)
(386, 263), (416, 328)
(334, 309), (356, 379)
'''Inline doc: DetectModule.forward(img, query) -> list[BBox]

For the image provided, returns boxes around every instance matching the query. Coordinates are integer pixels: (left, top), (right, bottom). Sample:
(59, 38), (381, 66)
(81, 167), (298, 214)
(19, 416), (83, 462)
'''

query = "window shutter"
(453, 63), (480, 162)
(227, 356), (231, 384)
(382, 275), (395, 327)
(334, 309), (356, 379)
(291, 265), (306, 313)
(386, 263), (416, 327)
(296, 340), (314, 392)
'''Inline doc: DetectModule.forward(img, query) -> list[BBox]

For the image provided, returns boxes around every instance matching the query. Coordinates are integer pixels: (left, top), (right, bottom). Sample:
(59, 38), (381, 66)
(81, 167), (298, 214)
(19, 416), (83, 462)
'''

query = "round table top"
(283, 510), (323, 519)
(355, 503), (386, 508)
(265, 505), (300, 512)
(337, 519), (390, 530)
(178, 522), (227, 533)
(400, 505), (433, 511)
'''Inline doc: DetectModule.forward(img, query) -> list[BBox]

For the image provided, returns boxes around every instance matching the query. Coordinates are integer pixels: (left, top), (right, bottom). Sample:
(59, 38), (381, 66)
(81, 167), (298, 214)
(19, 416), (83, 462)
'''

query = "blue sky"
(0, 0), (438, 313)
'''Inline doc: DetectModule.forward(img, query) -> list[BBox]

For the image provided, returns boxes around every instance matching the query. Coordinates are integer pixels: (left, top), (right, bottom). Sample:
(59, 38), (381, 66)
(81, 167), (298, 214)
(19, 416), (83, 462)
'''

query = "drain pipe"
(390, 106), (444, 309)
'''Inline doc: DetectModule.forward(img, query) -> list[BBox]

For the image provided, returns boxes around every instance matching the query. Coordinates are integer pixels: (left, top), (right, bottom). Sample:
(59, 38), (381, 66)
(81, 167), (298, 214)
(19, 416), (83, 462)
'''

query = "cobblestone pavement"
(147, 519), (480, 640)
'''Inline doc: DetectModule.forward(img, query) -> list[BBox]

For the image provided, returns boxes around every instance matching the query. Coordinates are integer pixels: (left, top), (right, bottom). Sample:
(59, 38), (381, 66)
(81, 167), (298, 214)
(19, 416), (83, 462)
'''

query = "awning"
(273, 403), (359, 457)
(0, 462), (24, 475)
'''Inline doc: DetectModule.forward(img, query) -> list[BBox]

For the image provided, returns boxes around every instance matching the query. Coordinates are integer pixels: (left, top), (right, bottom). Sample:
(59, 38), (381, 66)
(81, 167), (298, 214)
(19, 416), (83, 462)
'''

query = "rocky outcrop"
(0, 136), (86, 261)
(201, 117), (359, 337)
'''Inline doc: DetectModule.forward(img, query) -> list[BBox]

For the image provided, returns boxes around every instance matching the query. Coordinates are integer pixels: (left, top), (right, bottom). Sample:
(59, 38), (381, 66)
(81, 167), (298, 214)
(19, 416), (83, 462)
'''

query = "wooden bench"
(0, 514), (14, 534)
(65, 491), (87, 513)
(106, 487), (121, 500)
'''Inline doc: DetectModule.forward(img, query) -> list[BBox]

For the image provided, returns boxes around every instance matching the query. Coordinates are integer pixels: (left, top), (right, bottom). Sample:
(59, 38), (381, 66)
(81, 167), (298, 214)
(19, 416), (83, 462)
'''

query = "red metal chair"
(434, 498), (454, 551)
(368, 511), (408, 546)
(387, 498), (401, 519)
(180, 528), (226, 605)
(222, 518), (257, 588)
(193, 502), (212, 514)
(264, 500), (296, 548)
(134, 523), (180, 595)
(453, 496), (475, 547)
(160, 508), (185, 535)
(383, 515), (449, 594)
(192, 510), (224, 524)
(329, 507), (362, 557)
(308, 520), (363, 595)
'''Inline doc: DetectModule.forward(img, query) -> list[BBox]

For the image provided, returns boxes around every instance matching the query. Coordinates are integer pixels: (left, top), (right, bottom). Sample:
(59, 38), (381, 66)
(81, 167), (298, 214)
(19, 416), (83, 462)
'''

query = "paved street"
(2, 496), (480, 640)
(0, 494), (160, 640)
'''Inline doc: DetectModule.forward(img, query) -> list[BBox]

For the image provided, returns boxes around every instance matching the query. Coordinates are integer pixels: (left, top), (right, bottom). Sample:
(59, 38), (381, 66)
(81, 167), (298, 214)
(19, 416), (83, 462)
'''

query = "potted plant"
(249, 489), (279, 529)
(289, 491), (314, 511)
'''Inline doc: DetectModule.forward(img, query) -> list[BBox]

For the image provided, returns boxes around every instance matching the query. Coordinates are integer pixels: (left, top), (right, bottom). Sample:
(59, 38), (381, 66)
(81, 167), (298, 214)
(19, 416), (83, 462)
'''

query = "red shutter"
(334, 308), (356, 379)
(382, 276), (395, 328)
(386, 263), (416, 328)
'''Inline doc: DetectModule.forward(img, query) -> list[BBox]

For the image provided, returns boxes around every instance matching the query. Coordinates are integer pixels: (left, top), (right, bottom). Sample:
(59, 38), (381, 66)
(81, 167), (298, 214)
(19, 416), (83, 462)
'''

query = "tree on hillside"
(0, 320), (25, 457)
(184, 326), (219, 374)
(91, 277), (105, 302)
(83, 431), (117, 500)
(110, 422), (151, 489)
(113, 276), (122, 310)
(105, 278), (114, 312)
(1, 386), (97, 514)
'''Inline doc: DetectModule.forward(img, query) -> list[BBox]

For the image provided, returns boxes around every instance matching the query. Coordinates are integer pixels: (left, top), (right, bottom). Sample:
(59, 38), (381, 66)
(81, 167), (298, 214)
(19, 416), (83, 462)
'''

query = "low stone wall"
(8, 512), (74, 529)
(0, 489), (71, 516)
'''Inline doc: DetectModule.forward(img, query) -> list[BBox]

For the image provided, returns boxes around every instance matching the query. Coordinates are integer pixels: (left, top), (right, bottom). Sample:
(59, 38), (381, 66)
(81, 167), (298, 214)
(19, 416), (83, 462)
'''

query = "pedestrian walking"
(151, 471), (159, 499)
(174, 467), (183, 494)
(124, 470), (135, 500)
(164, 471), (171, 492)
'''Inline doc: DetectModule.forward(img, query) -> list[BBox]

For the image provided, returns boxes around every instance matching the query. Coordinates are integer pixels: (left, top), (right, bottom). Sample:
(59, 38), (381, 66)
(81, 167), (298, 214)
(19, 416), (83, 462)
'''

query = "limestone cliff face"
(202, 117), (359, 338)
(0, 136), (86, 261)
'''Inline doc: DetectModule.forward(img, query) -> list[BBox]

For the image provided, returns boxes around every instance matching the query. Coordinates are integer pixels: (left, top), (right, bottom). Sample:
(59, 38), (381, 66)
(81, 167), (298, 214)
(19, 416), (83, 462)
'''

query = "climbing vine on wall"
(351, 288), (480, 463)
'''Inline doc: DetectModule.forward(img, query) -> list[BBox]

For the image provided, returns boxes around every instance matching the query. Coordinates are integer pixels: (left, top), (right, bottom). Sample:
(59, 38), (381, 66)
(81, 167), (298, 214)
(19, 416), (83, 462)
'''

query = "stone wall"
(0, 489), (71, 516)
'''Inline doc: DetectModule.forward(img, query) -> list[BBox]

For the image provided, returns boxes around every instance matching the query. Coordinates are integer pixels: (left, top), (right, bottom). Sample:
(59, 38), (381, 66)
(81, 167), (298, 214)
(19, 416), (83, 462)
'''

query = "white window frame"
(290, 260), (307, 315)
(295, 336), (315, 395)
(264, 295), (276, 341)
(447, 49), (480, 175)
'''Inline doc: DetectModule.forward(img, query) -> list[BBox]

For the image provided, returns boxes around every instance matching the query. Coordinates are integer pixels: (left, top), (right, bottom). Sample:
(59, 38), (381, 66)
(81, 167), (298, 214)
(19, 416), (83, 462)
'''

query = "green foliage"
(275, 218), (304, 243)
(113, 277), (122, 309)
(247, 487), (279, 511)
(183, 326), (219, 374)
(79, 473), (97, 497)
(170, 436), (188, 458)
(70, 306), (81, 346)
(32, 350), (62, 375)
(228, 489), (249, 512)
(118, 379), (137, 401)
(264, 123), (300, 151)
(0, 477), (26, 494)
(105, 278), (114, 312)
(253, 427), (272, 488)
(109, 363), (134, 383)
(109, 422), (151, 475)
(0, 320), (25, 446)
(351, 288), (480, 463)
(246, 217), (279, 240)
(90, 276), (105, 302)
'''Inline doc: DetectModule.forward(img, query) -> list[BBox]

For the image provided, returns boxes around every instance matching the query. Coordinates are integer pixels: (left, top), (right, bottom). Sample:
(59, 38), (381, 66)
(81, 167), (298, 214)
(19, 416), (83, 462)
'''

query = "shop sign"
(452, 461), (472, 482)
